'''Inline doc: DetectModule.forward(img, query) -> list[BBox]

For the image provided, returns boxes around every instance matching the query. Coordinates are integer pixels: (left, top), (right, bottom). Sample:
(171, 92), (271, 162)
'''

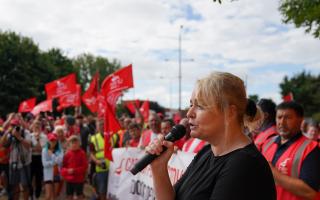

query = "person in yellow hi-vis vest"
(89, 119), (118, 200)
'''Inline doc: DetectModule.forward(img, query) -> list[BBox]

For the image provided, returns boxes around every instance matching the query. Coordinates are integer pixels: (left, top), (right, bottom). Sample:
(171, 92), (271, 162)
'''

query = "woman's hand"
(145, 134), (174, 169)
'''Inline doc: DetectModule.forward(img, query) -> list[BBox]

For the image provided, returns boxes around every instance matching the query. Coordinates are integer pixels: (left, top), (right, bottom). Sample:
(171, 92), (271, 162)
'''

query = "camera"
(10, 126), (23, 143)
(100, 160), (107, 169)
(14, 126), (21, 132)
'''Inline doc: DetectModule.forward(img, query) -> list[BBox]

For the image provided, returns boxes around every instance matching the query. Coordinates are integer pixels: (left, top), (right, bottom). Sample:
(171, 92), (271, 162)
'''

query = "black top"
(272, 133), (320, 190)
(79, 125), (91, 152)
(174, 143), (276, 200)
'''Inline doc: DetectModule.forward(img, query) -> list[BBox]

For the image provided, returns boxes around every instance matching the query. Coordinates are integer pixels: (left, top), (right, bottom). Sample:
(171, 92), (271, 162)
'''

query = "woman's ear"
(225, 105), (238, 122)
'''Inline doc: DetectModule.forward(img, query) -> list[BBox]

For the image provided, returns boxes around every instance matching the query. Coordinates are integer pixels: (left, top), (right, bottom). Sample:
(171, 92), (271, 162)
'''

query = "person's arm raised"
(147, 135), (175, 200)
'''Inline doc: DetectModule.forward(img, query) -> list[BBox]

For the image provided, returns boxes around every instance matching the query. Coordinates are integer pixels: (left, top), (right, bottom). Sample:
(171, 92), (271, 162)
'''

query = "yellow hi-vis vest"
(91, 133), (110, 172)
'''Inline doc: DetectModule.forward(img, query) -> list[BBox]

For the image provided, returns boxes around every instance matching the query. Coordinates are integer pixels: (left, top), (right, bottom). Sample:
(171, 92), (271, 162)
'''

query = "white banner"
(107, 148), (194, 200)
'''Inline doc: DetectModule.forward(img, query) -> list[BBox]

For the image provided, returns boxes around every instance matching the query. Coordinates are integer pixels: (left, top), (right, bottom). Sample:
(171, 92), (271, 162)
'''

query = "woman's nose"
(187, 106), (195, 119)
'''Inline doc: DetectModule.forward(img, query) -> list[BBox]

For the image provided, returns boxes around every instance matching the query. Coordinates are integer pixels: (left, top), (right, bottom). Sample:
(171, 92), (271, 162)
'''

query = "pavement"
(0, 183), (96, 200)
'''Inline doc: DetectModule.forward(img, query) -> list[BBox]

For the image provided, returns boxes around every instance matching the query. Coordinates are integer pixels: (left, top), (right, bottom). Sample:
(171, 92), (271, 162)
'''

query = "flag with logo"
(58, 84), (81, 110)
(18, 98), (36, 113)
(101, 64), (134, 161)
(82, 73), (99, 113)
(45, 73), (77, 99)
(101, 64), (133, 96)
(31, 99), (53, 116)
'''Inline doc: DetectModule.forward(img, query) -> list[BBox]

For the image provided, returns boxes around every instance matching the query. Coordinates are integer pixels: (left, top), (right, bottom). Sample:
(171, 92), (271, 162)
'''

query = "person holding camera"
(89, 119), (111, 200)
(1, 116), (32, 200)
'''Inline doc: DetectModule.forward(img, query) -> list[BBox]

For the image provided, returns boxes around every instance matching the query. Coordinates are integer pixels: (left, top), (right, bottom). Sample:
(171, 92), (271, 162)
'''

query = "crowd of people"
(0, 109), (206, 200)
(0, 97), (319, 200)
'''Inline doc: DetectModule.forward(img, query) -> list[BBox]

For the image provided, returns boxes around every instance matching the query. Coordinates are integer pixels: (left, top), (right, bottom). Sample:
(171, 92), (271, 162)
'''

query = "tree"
(279, 0), (320, 39)
(0, 30), (123, 116)
(73, 54), (122, 115)
(248, 94), (259, 103)
(38, 48), (76, 100)
(72, 53), (121, 90)
(0, 31), (79, 116)
(0, 31), (43, 116)
(279, 71), (320, 120)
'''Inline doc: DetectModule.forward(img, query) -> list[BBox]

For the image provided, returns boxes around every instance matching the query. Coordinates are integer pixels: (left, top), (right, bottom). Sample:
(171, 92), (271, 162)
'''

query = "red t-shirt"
(65, 126), (80, 139)
(61, 149), (88, 183)
(128, 138), (140, 147)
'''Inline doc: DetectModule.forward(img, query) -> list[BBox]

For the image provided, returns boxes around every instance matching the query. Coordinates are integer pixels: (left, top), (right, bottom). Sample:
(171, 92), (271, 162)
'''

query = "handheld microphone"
(130, 124), (186, 175)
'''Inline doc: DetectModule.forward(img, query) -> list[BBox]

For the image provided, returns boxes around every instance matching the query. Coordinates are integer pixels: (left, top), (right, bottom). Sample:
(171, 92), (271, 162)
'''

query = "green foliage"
(0, 31), (122, 116)
(0, 31), (42, 115)
(248, 94), (259, 103)
(37, 48), (76, 101)
(279, 0), (320, 39)
(73, 53), (121, 90)
(279, 71), (320, 118)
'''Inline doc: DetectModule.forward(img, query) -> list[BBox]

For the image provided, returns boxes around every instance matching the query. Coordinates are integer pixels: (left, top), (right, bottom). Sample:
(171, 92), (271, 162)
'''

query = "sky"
(0, 0), (319, 109)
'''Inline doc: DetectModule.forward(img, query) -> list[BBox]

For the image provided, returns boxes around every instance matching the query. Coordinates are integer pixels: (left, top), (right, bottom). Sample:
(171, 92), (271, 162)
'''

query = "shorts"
(94, 171), (109, 195)
(44, 175), (61, 184)
(66, 182), (84, 196)
(9, 165), (31, 187)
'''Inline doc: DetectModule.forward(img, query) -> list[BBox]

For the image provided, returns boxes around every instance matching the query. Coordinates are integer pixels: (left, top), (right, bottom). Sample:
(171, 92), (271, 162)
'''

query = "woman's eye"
(196, 104), (204, 110)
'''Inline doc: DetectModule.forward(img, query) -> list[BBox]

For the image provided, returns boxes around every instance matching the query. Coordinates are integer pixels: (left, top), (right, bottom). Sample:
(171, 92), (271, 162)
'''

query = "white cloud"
(0, 0), (319, 108)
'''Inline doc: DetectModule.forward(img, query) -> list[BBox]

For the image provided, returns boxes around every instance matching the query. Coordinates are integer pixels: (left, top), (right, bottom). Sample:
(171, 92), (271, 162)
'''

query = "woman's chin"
(190, 130), (199, 138)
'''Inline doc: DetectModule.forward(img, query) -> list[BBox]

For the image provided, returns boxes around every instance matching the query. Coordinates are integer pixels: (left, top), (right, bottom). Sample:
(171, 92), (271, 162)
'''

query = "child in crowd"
(42, 133), (63, 200)
(61, 135), (88, 200)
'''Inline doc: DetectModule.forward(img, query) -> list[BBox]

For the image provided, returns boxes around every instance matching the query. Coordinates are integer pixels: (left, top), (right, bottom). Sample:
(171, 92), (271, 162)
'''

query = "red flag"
(125, 100), (140, 114)
(97, 95), (107, 118)
(58, 84), (81, 110)
(82, 73), (99, 113)
(101, 64), (134, 161)
(283, 92), (294, 102)
(101, 64), (134, 96)
(104, 102), (121, 161)
(105, 103), (121, 134)
(31, 99), (53, 116)
(125, 102), (135, 114)
(18, 98), (36, 113)
(140, 100), (150, 122)
(103, 130), (113, 161)
(102, 91), (122, 161)
(45, 73), (77, 99)
(107, 91), (122, 113)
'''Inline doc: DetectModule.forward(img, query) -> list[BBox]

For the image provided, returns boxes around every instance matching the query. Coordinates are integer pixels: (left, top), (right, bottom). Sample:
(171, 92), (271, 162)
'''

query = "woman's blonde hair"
(53, 125), (65, 135)
(195, 72), (262, 128)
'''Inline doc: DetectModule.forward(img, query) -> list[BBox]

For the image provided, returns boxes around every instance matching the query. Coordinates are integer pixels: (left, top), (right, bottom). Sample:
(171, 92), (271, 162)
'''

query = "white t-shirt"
(31, 132), (48, 155)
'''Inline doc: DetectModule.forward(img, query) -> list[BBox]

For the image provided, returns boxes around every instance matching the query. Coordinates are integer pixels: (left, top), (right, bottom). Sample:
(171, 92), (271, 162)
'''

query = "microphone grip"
(130, 146), (168, 175)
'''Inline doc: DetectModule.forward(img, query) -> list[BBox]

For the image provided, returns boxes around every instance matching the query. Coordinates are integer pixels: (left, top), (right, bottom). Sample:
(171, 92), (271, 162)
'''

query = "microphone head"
(165, 124), (186, 142)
